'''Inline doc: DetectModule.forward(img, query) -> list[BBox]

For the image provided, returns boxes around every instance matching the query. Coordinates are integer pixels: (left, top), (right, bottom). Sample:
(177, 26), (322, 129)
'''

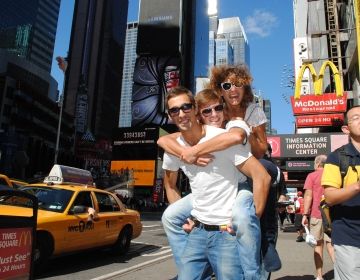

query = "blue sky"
(51, 0), (295, 134)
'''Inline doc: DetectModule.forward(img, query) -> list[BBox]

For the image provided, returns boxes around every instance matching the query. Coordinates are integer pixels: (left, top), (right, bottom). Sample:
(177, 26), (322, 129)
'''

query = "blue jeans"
(232, 186), (261, 279)
(161, 193), (193, 270)
(162, 182), (261, 279)
(179, 226), (244, 280)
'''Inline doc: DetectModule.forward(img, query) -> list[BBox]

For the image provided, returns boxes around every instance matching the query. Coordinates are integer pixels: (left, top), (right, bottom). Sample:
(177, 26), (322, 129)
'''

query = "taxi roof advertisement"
(267, 133), (349, 158)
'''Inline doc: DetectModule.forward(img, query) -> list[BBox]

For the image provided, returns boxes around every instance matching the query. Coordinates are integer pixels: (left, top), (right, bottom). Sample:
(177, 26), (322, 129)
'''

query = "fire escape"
(324, 0), (343, 79)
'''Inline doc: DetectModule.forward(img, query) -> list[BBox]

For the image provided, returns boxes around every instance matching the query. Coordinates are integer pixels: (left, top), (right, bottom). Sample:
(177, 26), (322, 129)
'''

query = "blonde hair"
(314, 154), (327, 168)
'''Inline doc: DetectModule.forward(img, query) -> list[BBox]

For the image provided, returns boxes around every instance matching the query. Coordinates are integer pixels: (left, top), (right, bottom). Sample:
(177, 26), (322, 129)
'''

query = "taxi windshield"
(21, 186), (74, 212)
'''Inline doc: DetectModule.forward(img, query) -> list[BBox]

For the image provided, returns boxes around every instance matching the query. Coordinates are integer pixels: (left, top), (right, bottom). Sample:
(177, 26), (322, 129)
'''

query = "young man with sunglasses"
(159, 89), (264, 279)
(161, 86), (270, 280)
(322, 106), (360, 280)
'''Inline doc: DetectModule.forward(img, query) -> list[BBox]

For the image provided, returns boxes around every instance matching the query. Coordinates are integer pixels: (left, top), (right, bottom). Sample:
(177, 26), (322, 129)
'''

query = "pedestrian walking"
(322, 105), (360, 280)
(302, 155), (335, 280)
(294, 191), (305, 242)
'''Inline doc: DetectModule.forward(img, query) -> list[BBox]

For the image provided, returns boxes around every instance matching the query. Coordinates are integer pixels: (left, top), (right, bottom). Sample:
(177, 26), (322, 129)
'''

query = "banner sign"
(0, 228), (32, 280)
(296, 113), (344, 127)
(291, 93), (347, 115)
(152, 179), (164, 203)
(268, 134), (349, 158)
(286, 161), (314, 171)
(111, 160), (156, 186)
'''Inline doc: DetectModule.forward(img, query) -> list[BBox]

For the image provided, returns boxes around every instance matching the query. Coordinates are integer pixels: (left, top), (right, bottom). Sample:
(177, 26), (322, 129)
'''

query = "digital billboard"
(131, 55), (180, 127)
(111, 160), (156, 186)
(137, 0), (182, 55)
(112, 126), (159, 160)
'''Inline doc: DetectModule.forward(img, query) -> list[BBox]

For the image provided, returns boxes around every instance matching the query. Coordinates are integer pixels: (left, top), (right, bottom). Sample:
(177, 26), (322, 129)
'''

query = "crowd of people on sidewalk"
(156, 64), (360, 280)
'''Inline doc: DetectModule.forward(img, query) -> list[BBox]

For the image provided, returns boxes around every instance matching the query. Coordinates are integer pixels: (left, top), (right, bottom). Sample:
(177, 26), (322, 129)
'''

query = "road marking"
(142, 224), (161, 228)
(90, 254), (173, 280)
(142, 228), (164, 233)
(142, 248), (172, 257)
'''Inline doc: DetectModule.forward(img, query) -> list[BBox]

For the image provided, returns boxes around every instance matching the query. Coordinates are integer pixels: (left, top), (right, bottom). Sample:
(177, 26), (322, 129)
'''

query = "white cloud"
(244, 9), (278, 38)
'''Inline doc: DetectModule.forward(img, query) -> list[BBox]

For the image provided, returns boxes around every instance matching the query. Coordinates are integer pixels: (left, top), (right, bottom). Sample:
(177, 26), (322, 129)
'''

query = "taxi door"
(93, 192), (125, 247)
(63, 191), (100, 251)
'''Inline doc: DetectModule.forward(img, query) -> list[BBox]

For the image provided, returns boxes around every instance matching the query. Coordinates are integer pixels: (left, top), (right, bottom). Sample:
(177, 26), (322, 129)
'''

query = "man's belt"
(192, 219), (227, 231)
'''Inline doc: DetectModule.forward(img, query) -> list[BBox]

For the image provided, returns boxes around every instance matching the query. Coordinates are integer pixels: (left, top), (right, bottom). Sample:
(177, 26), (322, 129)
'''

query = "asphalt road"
(109, 219), (334, 280)
(34, 212), (334, 280)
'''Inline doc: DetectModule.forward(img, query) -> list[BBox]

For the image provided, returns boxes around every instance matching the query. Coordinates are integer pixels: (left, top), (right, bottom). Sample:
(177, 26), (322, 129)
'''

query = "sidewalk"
(113, 221), (334, 280)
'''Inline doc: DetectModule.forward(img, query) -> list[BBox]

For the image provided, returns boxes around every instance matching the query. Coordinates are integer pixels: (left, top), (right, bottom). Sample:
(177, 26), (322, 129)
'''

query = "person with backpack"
(302, 155), (335, 280)
(294, 191), (305, 242)
(322, 105), (360, 280)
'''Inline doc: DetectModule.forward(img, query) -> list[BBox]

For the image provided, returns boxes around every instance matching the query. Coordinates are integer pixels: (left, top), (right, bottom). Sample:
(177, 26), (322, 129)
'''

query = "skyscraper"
(119, 22), (138, 128)
(65, 0), (128, 140)
(215, 17), (250, 67)
(0, 0), (60, 73)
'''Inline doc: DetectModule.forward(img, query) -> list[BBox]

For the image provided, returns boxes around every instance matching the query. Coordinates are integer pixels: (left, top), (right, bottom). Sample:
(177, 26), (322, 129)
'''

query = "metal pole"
(54, 92), (64, 164)
(354, 0), (360, 79)
(54, 57), (68, 164)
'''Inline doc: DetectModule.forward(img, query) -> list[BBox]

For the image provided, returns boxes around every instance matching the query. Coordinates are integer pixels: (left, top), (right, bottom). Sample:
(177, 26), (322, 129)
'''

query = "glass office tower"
(216, 17), (250, 67)
(65, 0), (128, 139)
(119, 22), (138, 128)
(0, 0), (60, 73)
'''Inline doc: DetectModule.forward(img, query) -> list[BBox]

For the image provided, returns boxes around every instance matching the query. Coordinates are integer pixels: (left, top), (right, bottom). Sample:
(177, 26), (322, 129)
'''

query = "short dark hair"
(344, 105), (360, 124)
(165, 86), (195, 110)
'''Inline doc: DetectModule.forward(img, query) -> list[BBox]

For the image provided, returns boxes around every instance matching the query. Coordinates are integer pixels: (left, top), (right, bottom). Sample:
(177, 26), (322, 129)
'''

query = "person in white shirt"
(161, 86), (270, 280)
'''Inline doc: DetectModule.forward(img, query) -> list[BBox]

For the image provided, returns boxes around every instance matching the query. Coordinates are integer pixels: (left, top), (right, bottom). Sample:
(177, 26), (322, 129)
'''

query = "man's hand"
(226, 224), (235, 235)
(180, 147), (214, 166)
(182, 218), (195, 233)
(195, 155), (214, 166)
(302, 215), (309, 227)
(180, 146), (199, 164)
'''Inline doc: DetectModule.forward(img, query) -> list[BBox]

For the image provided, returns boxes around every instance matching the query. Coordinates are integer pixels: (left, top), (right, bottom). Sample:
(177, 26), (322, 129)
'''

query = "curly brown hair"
(209, 64), (254, 107)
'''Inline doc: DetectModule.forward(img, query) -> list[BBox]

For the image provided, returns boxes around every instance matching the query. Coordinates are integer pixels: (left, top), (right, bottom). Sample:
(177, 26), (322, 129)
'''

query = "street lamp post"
(54, 56), (68, 164)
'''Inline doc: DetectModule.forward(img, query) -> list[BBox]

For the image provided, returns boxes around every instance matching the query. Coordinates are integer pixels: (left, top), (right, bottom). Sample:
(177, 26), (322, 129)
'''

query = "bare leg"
(314, 240), (324, 279)
(325, 240), (335, 263)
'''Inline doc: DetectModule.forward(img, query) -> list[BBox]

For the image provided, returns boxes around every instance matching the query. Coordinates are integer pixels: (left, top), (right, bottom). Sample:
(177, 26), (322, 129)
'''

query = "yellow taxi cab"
(0, 165), (142, 268)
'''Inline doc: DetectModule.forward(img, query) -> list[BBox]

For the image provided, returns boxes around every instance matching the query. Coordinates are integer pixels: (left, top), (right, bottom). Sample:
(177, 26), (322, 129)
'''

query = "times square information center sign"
(267, 133), (348, 158)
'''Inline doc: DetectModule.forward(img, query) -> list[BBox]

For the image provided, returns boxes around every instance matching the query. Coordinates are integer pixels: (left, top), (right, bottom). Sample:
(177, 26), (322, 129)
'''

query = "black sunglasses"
(220, 82), (243, 91)
(201, 104), (224, 117)
(168, 103), (193, 117)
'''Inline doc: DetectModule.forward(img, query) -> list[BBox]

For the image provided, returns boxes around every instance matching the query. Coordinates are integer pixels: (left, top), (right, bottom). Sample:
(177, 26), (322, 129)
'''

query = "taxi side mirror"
(71, 205), (87, 214)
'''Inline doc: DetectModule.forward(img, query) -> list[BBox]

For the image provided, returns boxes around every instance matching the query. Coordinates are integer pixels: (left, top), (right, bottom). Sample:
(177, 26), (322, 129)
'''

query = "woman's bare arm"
(157, 132), (214, 166)
(157, 132), (182, 157)
(248, 123), (268, 159)
(180, 127), (247, 163)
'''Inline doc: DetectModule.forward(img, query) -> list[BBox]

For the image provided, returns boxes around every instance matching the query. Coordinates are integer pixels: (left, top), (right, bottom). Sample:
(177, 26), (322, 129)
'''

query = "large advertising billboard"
(112, 127), (159, 187)
(112, 126), (159, 160)
(137, 0), (182, 55)
(111, 160), (156, 186)
(131, 55), (180, 127)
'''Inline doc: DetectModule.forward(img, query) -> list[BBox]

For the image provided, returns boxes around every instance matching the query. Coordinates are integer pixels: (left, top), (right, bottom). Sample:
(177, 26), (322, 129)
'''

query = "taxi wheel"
(113, 226), (132, 255)
(34, 234), (53, 270)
